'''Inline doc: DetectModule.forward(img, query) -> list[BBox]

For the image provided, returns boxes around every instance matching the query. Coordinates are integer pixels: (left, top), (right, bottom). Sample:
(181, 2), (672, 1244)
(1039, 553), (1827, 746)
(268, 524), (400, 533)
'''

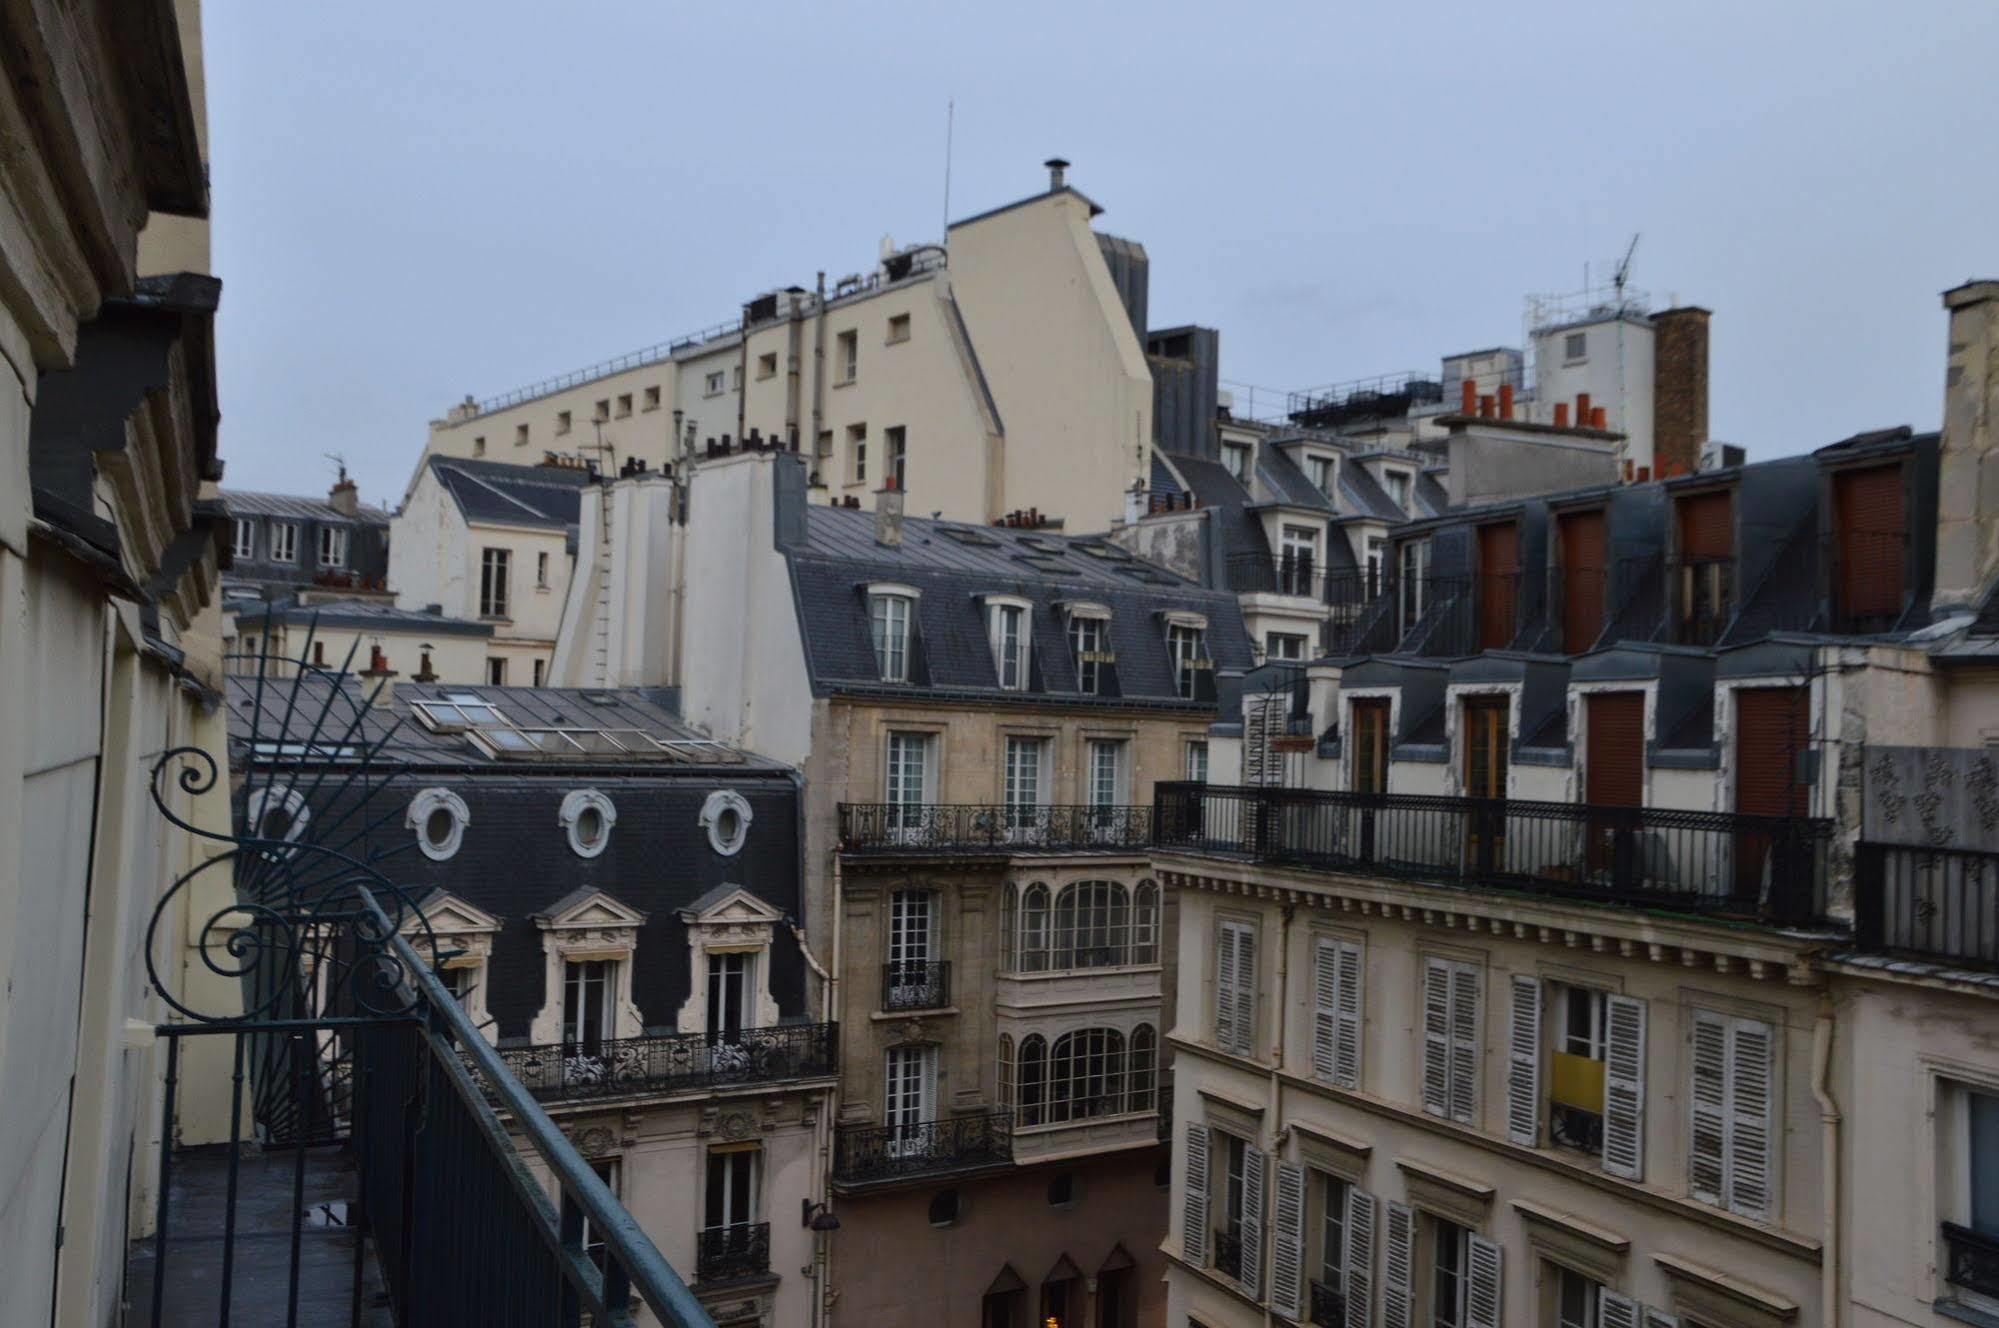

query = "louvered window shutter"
(1727, 1018), (1776, 1219)
(1312, 941), (1340, 1082)
(1505, 975), (1542, 1146)
(1640, 1308), (1679, 1328)
(1603, 995), (1647, 1180)
(1448, 963), (1481, 1125)
(1234, 925), (1258, 1058)
(1343, 1190), (1375, 1328)
(1334, 941), (1363, 1090)
(1182, 1123), (1209, 1266)
(1215, 925), (1239, 1054)
(1596, 1290), (1640, 1328)
(1421, 960), (1452, 1117)
(1687, 1011), (1729, 1205)
(1465, 1233), (1502, 1328)
(1271, 1162), (1306, 1319)
(1381, 1201), (1415, 1328)
(1241, 1147), (1266, 1300)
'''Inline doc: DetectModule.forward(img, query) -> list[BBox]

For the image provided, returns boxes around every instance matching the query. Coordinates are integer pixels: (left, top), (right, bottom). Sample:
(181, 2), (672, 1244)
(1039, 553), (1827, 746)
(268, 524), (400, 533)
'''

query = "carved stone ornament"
(574, 1126), (618, 1158)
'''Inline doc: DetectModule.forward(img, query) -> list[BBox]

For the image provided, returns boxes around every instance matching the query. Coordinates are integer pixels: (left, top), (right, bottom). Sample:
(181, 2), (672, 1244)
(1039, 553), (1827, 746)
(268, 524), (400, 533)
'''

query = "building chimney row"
(1553, 402), (1570, 428)
(1497, 383), (1514, 421)
(1461, 379), (1477, 414)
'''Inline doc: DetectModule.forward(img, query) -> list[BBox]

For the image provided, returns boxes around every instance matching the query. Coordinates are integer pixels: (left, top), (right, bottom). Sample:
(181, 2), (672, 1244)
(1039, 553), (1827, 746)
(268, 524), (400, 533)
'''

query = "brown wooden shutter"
(1478, 522), (1519, 650)
(1834, 464), (1905, 624)
(1586, 692), (1645, 807)
(1558, 509), (1607, 652)
(1463, 697), (1509, 797)
(1736, 687), (1808, 817)
(1677, 490), (1732, 560)
(1352, 699), (1390, 794)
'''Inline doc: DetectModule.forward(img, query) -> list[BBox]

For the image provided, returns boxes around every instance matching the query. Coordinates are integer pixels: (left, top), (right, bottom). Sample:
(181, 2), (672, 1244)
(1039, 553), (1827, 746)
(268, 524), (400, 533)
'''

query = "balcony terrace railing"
(694, 1222), (771, 1284)
(1309, 1279), (1347, 1328)
(833, 1111), (1013, 1187)
(838, 802), (1153, 854)
(1213, 1230), (1244, 1282)
(1154, 782), (1835, 926)
(490, 1023), (837, 1102)
(1855, 842), (1999, 969)
(883, 960), (951, 1011)
(1944, 1222), (1999, 1302)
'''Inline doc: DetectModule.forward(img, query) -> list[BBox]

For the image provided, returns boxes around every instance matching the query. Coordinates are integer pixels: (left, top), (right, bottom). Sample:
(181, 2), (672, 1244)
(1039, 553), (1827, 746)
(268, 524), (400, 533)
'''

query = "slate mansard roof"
(222, 489), (392, 526)
(782, 501), (1255, 705)
(427, 455), (594, 529)
(226, 596), (495, 639)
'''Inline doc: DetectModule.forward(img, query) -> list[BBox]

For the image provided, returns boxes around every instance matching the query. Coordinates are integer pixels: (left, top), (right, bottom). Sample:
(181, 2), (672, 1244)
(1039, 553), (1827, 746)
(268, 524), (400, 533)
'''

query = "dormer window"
(1223, 442), (1253, 483)
(987, 597), (1032, 691)
(232, 518), (256, 560)
(1306, 454), (1336, 496)
(1383, 470), (1411, 512)
(867, 584), (918, 683)
(1065, 603), (1114, 695)
(1164, 614), (1210, 701)
(1674, 489), (1734, 646)
(1832, 462), (1907, 632)
(318, 526), (349, 569)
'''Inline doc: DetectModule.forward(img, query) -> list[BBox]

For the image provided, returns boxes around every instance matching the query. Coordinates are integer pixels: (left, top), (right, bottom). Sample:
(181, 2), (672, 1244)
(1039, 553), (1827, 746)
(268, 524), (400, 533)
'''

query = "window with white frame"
(847, 423), (867, 484)
(1004, 1025), (1157, 1126)
(838, 329), (858, 383)
(232, 518), (256, 560)
(1280, 524), (1318, 594)
(1398, 539), (1430, 632)
(1688, 1008), (1776, 1220)
(1087, 739), (1125, 808)
(1223, 441), (1253, 483)
(1266, 632), (1309, 661)
(1565, 331), (1588, 363)
(884, 731), (933, 833)
(989, 600), (1030, 690)
(885, 888), (937, 1006)
(884, 1044), (937, 1139)
(1553, 1265), (1601, 1328)
(269, 521), (299, 563)
(1941, 1081), (1999, 1317)
(1521, 980), (1645, 1176)
(562, 959), (615, 1054)
(870, 590), (914, 682)
(1215, 918), (1257, 1056)
(1420, 957), (1480, 1125)
(1002, 879), (1157, 973)
(1002, 735), (1047, 830)
(1185, 739), (1209, 783)
(705, 370), (725, 396)
(535, 551), (549, 588)
(706, 951), (752, 1040)
(1307, 454), (1336, 496)
(704, 1146), (761, 1239)
(480, 547), (510, 618)
(884, 425), (907, 489)
(1068, 611), (1111, 695)
(1383, 470), (1411, 512)
(1054, 879), (1126, 970)
(1168, 621), (1209, 700)
(1428, 1215), (1472, 1328)
(581, 1157), (620, 1271)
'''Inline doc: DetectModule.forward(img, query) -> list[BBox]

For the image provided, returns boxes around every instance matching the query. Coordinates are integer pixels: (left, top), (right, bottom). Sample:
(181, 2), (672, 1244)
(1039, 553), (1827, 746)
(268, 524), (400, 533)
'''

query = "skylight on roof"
(411, 699), (511, 734)
(464, 726), (747, 764)
(1073, 542), (1132, 561)
(939, 527), (1001, 548)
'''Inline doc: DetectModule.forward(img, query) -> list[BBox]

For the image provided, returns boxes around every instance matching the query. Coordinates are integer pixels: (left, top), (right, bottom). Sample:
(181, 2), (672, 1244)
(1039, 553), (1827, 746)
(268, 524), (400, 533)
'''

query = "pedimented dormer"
(676, 883), (785, 1035)
(529, 887), (648, 1045)
(400, 888), (503, 1041)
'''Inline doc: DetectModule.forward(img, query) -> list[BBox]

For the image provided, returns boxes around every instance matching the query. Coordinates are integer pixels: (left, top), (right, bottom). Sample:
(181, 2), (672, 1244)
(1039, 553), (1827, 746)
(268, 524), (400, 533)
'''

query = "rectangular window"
(535, 551), (549, 588)
(232, 518), (256, 560)
(1565, 331), (1588, 362)
(480, 547), (510, 617)
(486, 657), (506, 686)
(704, 1147), (760, 1231)
(593, 399), (609, 422)
(1280, 524), (1318, 595)
(580, 1158), (620, 1271)
(642, 385), (661, 411)
(1462, 696), (1509, 798)
(1087, 739), (1125, 807)
(884, 1042), (936, 1135)
(847, 423), (867, 484)
(1307, 455), (1335, 495)
(990, 602), (1029, 690)
(1688, 1009), (1777, 1219)
(838, 329), (858, 383)
(1384, 470), (1411, 511)
(616, 393), (632, 417)
(1069, 613), (1108, 694)
(1215, 918), (1257, 1056)
(557, 410), (573, 435)
(1169, 623), (1209, 700)
(1317, 1171), (1351, 1295)
(1223, 442), (1252, 483)
(1266, 632), (1308, 661)
(757, 352), (778, 380)
(269, 521), (299, 564)
(1366, 537), (1386, 594)
(472, 435), (487, 456)
(438, 964), (473, 1005)
(887, 312), (911, 343)
(1003, 736), (1047, 829)
(1554, 1265), (1600, 1328)
(883, 425), (907, 490)
(316, 525), (348, 569)
(732, 365), (743, 390)
(515, 423), (530, 447)
(1429, 1216), (1469, 1328)
(562, 959), (614, 1053)
(1351, 699), (1390, 794)
(531, 658), (544, 688)
(1944, 1082), (1999, 1318)
(707, 951), (752, 1039)
(870, 593), (912, 682)
(1420, 957), (1480, 1124)
(1548, 983), (1607, 1158)
(1185, 740), (1209, 783)
(1397, 539), (1429, 633)
(705, 370), (725, 396)
(884, 731), (933, 826)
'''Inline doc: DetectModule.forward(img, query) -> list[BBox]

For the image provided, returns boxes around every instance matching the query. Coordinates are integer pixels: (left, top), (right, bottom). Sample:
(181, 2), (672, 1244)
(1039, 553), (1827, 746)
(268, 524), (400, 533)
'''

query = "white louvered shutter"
(1640, 1308), (1679, 1328)
(1215, 924), (1239, 1054)
(1687, 1010), (1729, 1205)
(1465, 1233), (1502, 1328)
(1448, 963), (1481, 1125)
(1596, 1290), (1640, 1328)
(1182, 1123), (1209, 1266)
(1420, 959), (1452, 1117)
(1241, 1147), (1267, 1300)
(1312, 940), (1341, 1082)
(1505, 975), (1542, 1146)
(1602, 994), (1647, 1180)
(1381, 1201), (1415, 1328)
(1727, 1017), (1776, 1219)
(1334, 940), (1363, 1090)
(1234, 924), (1258, 1058)
(1271, 1162), (1306, 1319)
(1343, 1189), (1375, 1328)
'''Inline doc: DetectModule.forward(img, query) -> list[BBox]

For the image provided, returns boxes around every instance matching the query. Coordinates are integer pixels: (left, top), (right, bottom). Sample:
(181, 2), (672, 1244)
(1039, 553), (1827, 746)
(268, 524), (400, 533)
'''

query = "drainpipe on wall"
(1811, 990), (1842, 1328)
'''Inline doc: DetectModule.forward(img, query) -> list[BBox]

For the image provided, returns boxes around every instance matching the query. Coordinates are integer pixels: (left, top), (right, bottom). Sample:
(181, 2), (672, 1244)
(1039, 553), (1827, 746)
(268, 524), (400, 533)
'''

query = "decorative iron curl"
(149, 745), (237, 845)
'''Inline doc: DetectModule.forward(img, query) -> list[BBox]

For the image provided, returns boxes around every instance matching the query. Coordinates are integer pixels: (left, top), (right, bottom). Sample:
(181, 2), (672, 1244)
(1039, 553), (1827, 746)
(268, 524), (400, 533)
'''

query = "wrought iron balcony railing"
(491, 1023), (837, 1101)
(1310, 1279), (1347, 1327)
(695, 1222), (771, 1284)
(833, 1111), (1013, 1186)
(1945, 1222), (1999, 1301)
(838, 803), (1153, 854)
(1153, 782), (1835, 926)
(882, 960), (951, 1011)
(1213, 1229), (1244, 1281)
(1855, 842), (1999, 969)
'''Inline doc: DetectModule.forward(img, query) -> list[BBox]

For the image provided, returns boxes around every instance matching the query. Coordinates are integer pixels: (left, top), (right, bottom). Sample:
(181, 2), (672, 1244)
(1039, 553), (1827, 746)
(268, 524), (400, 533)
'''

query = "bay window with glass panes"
(1001, 879), (1159, 973)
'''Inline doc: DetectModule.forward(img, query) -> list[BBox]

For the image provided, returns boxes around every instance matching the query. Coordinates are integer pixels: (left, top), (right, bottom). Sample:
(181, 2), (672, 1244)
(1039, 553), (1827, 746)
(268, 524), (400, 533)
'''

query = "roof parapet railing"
(468, 318), (746, 417)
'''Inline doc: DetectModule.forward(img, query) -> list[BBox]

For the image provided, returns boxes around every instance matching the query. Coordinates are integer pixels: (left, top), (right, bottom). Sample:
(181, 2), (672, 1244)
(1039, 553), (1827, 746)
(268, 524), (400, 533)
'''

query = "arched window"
(1018, 883), (1051, 973)
(997, 1034), (1015, 1113)
(1046, 1028), (1126, 1123)
(1132, 880), (1161, 966)
(1016, 1035), (1048, 1126)
(1128, 1025), (1157, 1113)
(1000, 884), (1019, 971)
(1053, 881), (1130, 969)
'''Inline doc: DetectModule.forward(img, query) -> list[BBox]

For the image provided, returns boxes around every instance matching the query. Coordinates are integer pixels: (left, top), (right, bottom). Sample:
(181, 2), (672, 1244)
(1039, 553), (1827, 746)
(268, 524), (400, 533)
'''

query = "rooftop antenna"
(1613, 233), (1641, 307)
(324, 451), (348, 483)
(941, 98), (955, 246)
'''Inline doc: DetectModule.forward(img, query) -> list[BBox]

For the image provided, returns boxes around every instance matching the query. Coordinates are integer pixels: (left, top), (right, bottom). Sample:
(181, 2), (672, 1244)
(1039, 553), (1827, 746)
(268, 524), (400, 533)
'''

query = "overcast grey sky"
(206, 1), (1999, 506)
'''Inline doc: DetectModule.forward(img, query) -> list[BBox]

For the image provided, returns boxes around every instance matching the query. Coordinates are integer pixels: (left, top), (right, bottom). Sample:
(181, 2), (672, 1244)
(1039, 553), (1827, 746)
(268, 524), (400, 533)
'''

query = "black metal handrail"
(489, 1023), (837, 1101)
(1213, 1229), (1244, 1281)
(838, 803), (1153, 853)
(833, 1111), (1013, 1185)
(1310, 1279), (1347, 1327)
(694, 1222), (771, 1283)
(1855, 842), (1999, 968)
(882, 960), (951, 1011)
(1153, 782), (1836, 926)
(1944, 1222), (1999, 1300)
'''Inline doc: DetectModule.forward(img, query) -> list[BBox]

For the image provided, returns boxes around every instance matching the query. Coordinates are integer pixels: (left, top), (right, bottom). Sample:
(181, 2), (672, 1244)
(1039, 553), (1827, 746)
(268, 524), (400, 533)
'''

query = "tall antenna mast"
(1613, 233), (1641, 305)
(941, 98), (955, 246)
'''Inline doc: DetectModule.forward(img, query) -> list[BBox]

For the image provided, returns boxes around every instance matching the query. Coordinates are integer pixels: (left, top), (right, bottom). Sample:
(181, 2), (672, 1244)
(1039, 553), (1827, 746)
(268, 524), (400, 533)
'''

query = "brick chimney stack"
(1934, 280), (1999, 616)
(1651, 307), (1711, 478)
(329, 466), (360, 516)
